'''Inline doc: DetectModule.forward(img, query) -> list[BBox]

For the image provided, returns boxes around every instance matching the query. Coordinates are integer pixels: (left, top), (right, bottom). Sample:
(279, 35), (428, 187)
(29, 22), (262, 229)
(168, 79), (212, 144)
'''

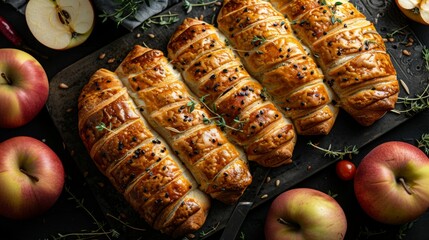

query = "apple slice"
(397, 0), (420, 9)
(395, 0), (429, 25)
(25, 0), (95, 50)
(420, 0), (429, 23)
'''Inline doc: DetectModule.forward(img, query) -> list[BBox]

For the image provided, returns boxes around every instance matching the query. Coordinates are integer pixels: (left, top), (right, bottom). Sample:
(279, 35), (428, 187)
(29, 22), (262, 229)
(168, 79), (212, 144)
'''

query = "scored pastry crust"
(168, 18), (297, 167)
(270, 0), (399, 126)
(217, 0), (339, 135)
(78, 68), (210, 237)
(115, 45), (252, 204)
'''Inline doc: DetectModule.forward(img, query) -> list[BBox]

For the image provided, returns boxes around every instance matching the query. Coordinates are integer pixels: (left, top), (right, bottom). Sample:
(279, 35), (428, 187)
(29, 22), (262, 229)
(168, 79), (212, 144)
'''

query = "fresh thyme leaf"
(357, 226), (387, 239)
(308, 141), (359, 160)
(99, 0), (148, 26)
(183, 0), (219, 14)
(334, 1), (343, 5)
(251, 35), (267, 46)
(187, 99), (196, 112)
(397, 221), (416, 240)
(199, 222), (220, 237)
(386, 25), (408, 38)
(54, 186), (118, 240)
(200, 94), (209, 103)
(196, 94), (243, 132)
(327, 190), (338, 198)
(423, 46), (429, 71)
(330, 15), (342, 24)
(96, 122), (113, 132)
(393, 83), (429, 115)
(417, 133), (429, 155)
(141, 12), (179, 31)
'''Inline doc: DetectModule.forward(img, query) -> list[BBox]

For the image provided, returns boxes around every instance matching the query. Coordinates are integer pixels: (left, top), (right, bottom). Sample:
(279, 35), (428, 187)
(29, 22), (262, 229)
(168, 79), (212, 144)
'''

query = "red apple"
(0, 136), (65, 219)
(354, 141), (429, 225)
(265, 188), (347, 240)
(0, 48), (49, 128)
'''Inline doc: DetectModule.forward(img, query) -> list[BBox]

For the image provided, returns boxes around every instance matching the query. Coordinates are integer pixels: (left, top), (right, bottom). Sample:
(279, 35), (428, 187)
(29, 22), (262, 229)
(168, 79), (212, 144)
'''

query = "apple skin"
(0, 48), (49, 128)
(354, 141), (429, 225)
(0, 136), (65, 219)
(265, 188), (347, 240)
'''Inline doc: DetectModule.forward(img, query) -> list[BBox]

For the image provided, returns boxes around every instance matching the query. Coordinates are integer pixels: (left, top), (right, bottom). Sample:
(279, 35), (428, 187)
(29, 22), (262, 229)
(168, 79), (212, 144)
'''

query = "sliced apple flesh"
(25, 0), (95, 50)
(396, 0), (429, 25)
(421, 0), (429, 23)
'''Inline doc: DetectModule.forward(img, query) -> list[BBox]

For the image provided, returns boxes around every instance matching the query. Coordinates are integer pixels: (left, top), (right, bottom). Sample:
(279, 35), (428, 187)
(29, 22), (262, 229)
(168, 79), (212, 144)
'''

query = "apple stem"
(277, 217), (300, 229)
(1, 72), (12, 85)
(20, 168), (39, 182)
(398, 177), (413, 195)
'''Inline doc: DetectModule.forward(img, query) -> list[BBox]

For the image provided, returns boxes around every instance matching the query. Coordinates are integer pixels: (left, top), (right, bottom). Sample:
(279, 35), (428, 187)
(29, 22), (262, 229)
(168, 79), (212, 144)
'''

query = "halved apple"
(25, 0), (95, 50)
(396, 0), (429, 25)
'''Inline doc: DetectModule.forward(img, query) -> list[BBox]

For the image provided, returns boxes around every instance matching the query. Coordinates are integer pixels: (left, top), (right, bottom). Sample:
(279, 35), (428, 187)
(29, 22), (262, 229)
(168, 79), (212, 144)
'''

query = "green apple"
(25, 0), (95, 50)
(265, 188), (347, 240)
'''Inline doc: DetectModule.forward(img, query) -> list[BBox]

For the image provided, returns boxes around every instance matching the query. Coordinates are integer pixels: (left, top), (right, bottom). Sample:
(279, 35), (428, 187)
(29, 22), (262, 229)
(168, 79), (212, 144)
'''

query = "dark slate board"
(46, 0), (429, 239)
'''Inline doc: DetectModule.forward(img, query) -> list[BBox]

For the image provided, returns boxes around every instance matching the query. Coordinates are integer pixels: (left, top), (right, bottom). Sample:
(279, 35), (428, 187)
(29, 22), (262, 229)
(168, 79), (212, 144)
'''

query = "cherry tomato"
(335, 160), (356, 181)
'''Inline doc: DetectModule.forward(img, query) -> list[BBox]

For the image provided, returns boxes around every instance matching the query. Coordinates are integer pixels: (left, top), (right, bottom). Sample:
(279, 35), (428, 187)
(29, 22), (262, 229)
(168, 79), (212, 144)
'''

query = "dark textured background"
(1, 1), (429, 239)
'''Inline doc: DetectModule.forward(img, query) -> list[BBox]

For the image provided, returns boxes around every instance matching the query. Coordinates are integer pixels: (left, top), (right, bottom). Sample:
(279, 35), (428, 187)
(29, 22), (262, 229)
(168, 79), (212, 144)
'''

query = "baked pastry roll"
(115, 45), (252, 204)
(78, 68), (210, 237)
(217, 0), (339, 135)
(168, 18), (297, 168)
(270, 0), (399, 126)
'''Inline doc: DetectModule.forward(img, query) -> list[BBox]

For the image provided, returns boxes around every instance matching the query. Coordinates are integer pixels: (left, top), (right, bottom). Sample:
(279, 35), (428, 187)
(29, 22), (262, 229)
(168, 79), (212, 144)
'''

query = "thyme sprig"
(96, 122), (114, 133)
(53, 186), (120, 240)
(397, 221), (416, 240)
(251, 36), (267, 46)
(198, 95), (245, 132)
(100, 0), (153, 26)
(141, 12), (180, 31)
(417, 133), (429, 155)
(386, 25), (408, 38)
(356, 226), (387, 239)
(183, 0), (219, 14)
(392, 83), (429, 115)
(423, 46), (429, 71)
(308, 141), (359, 160)
(199, 221), (220, 237)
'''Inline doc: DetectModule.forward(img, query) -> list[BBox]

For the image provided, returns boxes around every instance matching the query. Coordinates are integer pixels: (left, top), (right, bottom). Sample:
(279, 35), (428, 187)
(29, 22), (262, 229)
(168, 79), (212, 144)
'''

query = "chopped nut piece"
(275, 179), (280, 187)
(59, 83), (69, 89)
(98, 53), (106, 60)
(388, 37), (395, 42)
(136, 33), (141, 38)
(266, 176), (271, 183)
(400, 79), (410, 95)
(215, 1), (222, 6)
(107, 58), (115, 63)
(402, 49), (411, 56)
(260, 194), (268, 199)
(148, 33), (155, 39)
